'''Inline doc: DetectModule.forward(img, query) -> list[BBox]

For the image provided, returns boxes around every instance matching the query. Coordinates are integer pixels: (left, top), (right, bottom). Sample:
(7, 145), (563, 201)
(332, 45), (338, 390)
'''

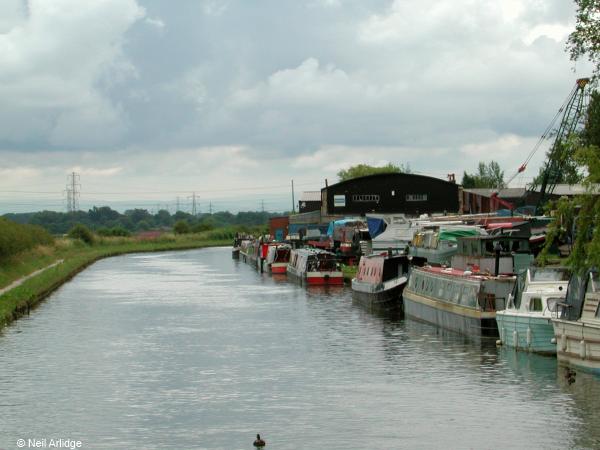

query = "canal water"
(1, 247), (599, 450)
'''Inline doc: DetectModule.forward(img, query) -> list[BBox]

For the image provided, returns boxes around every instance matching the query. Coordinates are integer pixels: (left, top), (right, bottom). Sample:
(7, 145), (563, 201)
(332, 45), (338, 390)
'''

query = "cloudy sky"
(0, 0), (593, 213)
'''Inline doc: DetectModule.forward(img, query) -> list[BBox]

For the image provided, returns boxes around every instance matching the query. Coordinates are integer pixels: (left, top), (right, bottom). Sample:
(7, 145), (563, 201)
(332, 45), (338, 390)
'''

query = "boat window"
(532, 268), (570, 282)
(546, 297), (560, 313)
(453, 284), (462, 303)
(587, 272), (600, 294)
(529, 297), (543, 312)
(465, 286), (477, 307)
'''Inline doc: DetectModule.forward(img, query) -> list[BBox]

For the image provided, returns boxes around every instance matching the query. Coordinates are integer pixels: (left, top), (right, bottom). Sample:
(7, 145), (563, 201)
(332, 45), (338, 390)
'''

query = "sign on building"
(333, 195), (346, 207)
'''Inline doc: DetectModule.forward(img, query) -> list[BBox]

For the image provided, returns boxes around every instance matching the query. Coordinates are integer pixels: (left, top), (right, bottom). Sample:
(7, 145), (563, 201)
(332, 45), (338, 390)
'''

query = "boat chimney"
(494, 242), (503, 276)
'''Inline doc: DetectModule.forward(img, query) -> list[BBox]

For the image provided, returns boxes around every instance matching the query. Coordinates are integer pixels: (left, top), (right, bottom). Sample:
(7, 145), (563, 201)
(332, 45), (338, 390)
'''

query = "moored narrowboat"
(403, 266), (514, 337)
(287, 248), (343, 285)
(351, 252), (417, 312)
(262, 243), (291, 274)
(402, 235), (532, 338)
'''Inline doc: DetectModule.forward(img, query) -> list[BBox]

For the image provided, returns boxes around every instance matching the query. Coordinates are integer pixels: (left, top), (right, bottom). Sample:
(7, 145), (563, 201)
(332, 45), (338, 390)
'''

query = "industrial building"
(320, 173), (460, 216)
(298, 191), (321, 213)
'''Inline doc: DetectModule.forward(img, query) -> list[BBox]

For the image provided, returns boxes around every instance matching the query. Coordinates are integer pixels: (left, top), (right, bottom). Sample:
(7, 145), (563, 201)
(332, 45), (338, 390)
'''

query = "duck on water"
(253, 434), (266, 447)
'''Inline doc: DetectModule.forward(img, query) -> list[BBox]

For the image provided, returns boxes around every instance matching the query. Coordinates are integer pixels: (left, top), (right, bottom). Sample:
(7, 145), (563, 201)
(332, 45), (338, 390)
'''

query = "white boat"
(367, 214), (420, 252)
(496, 267), (569, 354)
(552, 270), (600, 373)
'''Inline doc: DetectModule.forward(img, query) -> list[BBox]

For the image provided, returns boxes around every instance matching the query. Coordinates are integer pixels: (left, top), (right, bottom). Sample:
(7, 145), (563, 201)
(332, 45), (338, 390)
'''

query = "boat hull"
(351, 279), (405, 312)
(306, 272), (344, 285)
(553, 319), (600, 373)
(287, 268), (343, 286)
(270, 262), (288, 274)
(496, 313), (556, 354)
(232, 248), (240, 259)
(403, 290), (498, 337)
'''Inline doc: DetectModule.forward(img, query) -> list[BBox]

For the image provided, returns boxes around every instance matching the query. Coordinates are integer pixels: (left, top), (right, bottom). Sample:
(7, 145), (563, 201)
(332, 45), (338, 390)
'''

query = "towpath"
(0, 259), (64, 297)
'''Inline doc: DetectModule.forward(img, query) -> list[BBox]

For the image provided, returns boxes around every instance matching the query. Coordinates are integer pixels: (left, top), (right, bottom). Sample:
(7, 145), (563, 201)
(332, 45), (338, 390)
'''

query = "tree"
(537, 3), (600, 269)
(461, 161), (505, 189)
(537, 91), (600, 269)
(567, 0), (600, 78)
(173, 220), (191, 234)
(68, 224), (95, 245)
(337, 163), (410, 182)
(154, 209), (173, 227)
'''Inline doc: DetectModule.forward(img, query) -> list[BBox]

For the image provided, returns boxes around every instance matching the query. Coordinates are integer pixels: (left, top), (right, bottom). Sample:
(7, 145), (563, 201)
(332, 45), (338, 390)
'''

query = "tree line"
(3, 208), (283, 235)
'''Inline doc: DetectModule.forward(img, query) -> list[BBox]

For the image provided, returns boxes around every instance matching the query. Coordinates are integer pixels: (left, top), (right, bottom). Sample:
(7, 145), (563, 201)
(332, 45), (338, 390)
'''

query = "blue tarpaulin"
(367, 217), (386, 238)
(326, 219), (364, 237)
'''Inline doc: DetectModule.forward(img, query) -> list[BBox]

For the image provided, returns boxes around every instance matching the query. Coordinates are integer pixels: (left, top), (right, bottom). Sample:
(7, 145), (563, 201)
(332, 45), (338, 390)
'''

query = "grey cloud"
(0, 0), (591, 175)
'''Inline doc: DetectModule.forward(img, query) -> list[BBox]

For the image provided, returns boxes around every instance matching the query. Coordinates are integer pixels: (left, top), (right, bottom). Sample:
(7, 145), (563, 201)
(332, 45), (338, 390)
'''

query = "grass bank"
(0, 233), (230, 328)
(342, 264), (357, 284)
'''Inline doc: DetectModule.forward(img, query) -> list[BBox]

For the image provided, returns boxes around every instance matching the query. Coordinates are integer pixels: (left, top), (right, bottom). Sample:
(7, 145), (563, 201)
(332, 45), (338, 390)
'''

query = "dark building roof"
(322, 172), (459, 215)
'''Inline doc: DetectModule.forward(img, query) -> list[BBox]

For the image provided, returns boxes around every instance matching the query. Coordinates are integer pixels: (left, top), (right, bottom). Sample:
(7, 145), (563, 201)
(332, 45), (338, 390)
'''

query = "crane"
(492, 78), (591, 213)
(535, 78), (590, 207)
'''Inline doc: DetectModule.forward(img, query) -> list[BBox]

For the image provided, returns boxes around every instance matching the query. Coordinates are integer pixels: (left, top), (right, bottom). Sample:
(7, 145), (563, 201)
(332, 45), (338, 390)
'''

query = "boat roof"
(361, 252), (407, 260)
(417, 265), (515, 282)
(459, 234), (530, 242)
(293, 247), (336, 256)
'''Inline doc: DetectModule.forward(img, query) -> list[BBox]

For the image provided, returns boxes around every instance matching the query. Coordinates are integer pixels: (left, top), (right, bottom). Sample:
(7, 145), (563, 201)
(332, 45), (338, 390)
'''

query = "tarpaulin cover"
(438, 229), (480, 242)
(326, 219), (361, 237)
(367, 217), (386, 238)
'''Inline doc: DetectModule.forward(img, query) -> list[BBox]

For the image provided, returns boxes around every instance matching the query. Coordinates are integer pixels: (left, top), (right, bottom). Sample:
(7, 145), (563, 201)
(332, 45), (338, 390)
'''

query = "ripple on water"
(0, 247), (599, 449)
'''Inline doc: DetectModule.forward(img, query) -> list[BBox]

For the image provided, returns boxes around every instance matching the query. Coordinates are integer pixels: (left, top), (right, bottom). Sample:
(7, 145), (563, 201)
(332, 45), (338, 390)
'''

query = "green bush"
(68, 224), (95, 245)
(97, 226), (131, 237)
(173, 220), (191, 234)
(0, 218), (54, 260)
(191, 222), (214, 233)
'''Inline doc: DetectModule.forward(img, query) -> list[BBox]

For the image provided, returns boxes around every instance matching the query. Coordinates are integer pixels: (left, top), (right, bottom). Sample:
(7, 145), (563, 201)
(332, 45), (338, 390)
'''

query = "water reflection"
(0, 247), (599, 450)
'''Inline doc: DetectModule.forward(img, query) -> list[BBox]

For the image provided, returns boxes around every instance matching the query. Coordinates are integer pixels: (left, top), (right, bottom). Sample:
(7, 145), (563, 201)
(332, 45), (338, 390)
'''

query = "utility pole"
(209, 201), (213, 215)
(65, 172), (80, 212)
(176, 197), (180, 212)
(261, 199), (265, 212)
(188, 192), (197, 216)
(291, 179), (295, 214)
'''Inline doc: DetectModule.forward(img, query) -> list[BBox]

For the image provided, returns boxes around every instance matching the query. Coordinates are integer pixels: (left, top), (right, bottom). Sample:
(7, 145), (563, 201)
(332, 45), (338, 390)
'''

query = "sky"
(0, 0), (593, 214)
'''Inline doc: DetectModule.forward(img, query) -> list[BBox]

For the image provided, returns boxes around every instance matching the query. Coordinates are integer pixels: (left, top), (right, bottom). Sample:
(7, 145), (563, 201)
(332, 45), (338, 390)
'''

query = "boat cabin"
(451, 235), (534, 274)
(356, 253), (410, 284)
(558, 269), (600, 321)
(507, 267), (570, 314)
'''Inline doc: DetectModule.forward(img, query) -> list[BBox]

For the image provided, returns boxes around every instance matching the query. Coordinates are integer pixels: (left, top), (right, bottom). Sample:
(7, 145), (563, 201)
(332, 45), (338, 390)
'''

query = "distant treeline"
(4, 207), (284, 235)
(0, 218), (54, 260)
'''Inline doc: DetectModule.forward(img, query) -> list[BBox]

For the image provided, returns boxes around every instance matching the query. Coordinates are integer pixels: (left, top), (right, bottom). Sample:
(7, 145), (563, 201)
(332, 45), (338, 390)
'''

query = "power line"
(188, 192), (198, 216)
(65, 172), (80, 213)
